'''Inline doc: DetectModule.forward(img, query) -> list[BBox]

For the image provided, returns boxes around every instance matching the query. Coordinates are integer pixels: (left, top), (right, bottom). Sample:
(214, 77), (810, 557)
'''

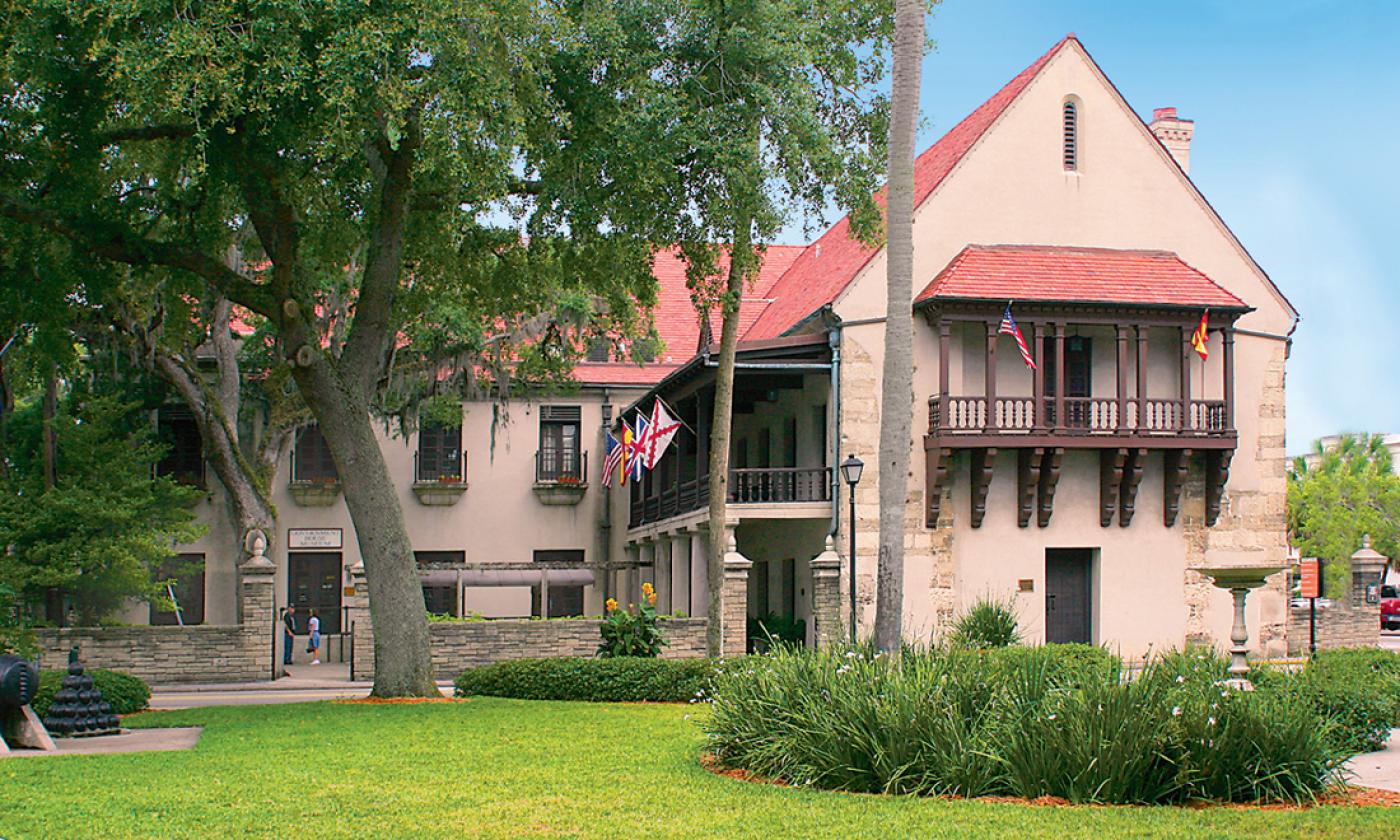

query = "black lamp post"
(840, 454), (864, 644)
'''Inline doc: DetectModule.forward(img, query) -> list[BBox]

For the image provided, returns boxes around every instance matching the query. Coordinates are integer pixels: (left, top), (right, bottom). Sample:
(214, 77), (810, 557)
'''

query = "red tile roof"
(913, 245), (1250, 309)
(743, 35), (1077, 340)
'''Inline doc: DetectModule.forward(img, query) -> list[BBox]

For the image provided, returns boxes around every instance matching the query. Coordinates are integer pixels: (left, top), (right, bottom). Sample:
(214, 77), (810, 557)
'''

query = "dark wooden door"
(289, 552), (343, 634)
(1045, 549), (1092, 644)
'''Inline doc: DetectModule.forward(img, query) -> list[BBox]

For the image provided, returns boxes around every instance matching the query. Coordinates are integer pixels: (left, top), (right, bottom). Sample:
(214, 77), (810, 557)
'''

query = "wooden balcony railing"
(629, 466), (832, 528)
(929, 395), (1230, 437)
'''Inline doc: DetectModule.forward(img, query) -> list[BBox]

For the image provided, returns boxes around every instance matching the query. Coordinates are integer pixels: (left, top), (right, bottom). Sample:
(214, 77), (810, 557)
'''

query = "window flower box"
(289, 479), (341, 507)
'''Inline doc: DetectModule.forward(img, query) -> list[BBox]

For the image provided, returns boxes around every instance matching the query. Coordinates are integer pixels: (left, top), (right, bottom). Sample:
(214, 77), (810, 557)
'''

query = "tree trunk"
(705, 221), (754, 658)
(873, 0), (924, 652)
(42, 366), (58, 491)
(294, 361), (436, 697)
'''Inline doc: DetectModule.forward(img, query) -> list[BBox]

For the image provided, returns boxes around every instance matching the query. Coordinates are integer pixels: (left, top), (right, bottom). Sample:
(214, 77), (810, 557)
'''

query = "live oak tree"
(0, 1), (663, 695)
(649, 0), (894, 656)
(873, 0), (929, 651)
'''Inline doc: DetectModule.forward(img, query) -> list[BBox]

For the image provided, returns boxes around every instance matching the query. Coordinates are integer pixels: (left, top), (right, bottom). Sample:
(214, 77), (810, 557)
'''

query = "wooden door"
(1045, 548), (1092, 644)
(288, 552), (343, 634)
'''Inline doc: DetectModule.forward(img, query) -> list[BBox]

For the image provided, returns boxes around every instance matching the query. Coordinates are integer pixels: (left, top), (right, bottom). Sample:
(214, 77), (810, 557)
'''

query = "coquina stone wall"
(33, 625), (271, 685)
(350, 613), (709, 681)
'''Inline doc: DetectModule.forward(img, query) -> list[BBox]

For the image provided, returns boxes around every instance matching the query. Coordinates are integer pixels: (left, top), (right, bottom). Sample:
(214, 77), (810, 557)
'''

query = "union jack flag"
(601, 429), (623, 487)
(999, 304), (1037, 370)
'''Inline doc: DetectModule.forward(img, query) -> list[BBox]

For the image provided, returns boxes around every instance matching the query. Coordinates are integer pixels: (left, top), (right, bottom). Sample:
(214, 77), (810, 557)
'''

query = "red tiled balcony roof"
(914, 244), (1250, 310)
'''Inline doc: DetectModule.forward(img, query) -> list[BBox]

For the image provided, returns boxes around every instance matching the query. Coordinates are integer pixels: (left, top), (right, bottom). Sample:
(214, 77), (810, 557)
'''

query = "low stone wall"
(34, 625), (271, 685)
(351, 617), (709, 681)
(1286, 601), (1380, 656)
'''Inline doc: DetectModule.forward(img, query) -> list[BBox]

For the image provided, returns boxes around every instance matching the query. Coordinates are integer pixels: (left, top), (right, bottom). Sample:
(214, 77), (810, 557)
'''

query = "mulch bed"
(699, 753), (1400, 808)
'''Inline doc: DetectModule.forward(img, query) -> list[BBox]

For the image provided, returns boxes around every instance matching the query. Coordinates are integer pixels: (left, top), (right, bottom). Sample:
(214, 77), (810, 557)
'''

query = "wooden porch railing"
(929, 395), (1230, 436)
(629, 466), (832, 528)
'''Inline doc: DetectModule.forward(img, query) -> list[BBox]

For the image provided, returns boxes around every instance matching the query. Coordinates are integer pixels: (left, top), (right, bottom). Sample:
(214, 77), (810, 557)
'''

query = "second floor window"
(294, 424), (338, 482)
(538, 405), (582, 480)
(417, 424), (463, 482)
(156, 408), (204, 487)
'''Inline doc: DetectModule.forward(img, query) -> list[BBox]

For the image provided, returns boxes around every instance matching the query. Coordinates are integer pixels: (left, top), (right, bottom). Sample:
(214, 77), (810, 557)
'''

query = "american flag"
(601, 429), (623, 487)
(999, 304), (1037, 369)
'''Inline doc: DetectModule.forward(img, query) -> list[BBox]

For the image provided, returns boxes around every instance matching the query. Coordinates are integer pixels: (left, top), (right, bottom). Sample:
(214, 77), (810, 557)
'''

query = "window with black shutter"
(293, 425), (338, 482)
(1063, 99), (1079, 170)
(417, 424), (463, 482)
(156, 408), (205, 487)
(150, 553), (206, 626)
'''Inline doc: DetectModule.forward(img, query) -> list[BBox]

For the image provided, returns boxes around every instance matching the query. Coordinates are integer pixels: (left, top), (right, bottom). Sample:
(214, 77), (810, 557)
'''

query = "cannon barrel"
(0, 655), (39, 708)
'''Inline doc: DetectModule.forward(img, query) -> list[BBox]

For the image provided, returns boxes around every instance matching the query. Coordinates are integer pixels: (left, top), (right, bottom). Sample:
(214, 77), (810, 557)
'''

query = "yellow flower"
(647, 592), (657, 607)
(642, 582), (655, 597)
(605, 598), (619, 613)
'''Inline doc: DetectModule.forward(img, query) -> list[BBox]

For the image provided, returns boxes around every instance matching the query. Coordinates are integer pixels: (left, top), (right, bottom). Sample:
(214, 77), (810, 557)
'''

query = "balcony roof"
(914, 245), (1252, 312)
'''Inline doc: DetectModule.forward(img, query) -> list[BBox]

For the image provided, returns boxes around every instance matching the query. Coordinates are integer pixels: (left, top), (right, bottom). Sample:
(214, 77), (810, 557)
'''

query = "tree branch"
(0, 193), (276, 318)
(96, 124), (197, 145)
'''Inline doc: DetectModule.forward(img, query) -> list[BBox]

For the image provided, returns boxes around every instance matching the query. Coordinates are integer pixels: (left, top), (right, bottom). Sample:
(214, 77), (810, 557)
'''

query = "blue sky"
(777, 1), (1399, 454)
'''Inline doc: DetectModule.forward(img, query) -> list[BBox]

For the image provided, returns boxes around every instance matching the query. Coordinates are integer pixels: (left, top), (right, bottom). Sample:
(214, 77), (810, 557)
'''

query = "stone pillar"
(655, 535), (674, 614)
(1350, 535), (1388, 646)
(809, 536), (843, 648)
(239, 529), (277, 681)
(721, 525), (752, 658)
(347, 562), (374, 682)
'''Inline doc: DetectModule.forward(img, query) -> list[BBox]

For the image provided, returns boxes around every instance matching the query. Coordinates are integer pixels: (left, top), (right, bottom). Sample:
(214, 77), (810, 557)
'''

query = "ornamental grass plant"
(703, 643), (1347, 805)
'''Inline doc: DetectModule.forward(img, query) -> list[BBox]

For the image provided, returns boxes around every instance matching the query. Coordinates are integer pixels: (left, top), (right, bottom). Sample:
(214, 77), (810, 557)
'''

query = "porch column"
(688, 527), (709, 618)
(1136, 325), (1149, 431)
(655, 535), (673, 613)
(1054, 323), (1066, 433)
(809, 536), (843, 648)
(721, 524), (752, 658)
(937, 320), (951, 432)
(1222, 325), (1235, 431)
(637, 540), (654, 605)
(1115, 325), (1129, 431)
(984, 319), (998, 430)
(1180, 324), (1193, 431)
(671, 532), (691, 617)
(1032, 322), (1046, 431)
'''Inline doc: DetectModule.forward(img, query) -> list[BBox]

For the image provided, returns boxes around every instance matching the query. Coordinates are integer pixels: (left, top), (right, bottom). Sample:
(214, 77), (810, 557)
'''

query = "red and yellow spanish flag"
(1191, 310), (1209, 360)
(620, 422), (634, 486)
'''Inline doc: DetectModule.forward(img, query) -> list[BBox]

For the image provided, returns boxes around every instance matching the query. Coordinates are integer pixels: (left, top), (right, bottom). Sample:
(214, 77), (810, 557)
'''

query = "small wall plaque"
(288, 528), (343, 550)
(1018, 579), (1035, 593)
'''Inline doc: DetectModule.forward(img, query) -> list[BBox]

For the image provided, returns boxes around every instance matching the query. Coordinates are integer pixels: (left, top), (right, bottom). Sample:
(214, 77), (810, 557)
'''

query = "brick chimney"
(1149, 107), (1194, 173)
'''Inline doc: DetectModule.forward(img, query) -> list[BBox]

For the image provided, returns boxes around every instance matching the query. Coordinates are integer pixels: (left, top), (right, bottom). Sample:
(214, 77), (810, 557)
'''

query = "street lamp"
(840, 454), (864, 644)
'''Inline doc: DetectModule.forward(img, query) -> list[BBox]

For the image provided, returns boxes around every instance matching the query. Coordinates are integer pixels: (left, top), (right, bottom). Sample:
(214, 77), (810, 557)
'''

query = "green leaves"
(1289, 433), (1399, 596)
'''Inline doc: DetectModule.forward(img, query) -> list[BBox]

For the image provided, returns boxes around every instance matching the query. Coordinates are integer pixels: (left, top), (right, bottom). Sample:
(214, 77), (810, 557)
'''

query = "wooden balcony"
(629, 467), (831, 528)
(928, 394), (1233, 448)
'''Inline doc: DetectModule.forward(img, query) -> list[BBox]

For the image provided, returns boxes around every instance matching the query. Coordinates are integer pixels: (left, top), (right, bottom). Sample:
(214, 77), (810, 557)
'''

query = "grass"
(0, 700), (1397, 839)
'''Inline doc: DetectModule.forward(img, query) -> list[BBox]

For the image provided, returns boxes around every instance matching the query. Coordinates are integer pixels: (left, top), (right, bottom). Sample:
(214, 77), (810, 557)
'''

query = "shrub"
(1283, 663), (1394, 755)
(598, 585), (666, 657)
(1308, 647), (1400, 725)
(30, 669), (151, 718)
(948, 597), (1020, 649)
(747, 613), (806, 652)
(703, 645), (1340, 804)
(453, 656), (723, 702)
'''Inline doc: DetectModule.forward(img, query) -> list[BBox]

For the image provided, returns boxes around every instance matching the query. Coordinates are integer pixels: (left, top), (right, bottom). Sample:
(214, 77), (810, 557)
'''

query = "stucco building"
(149, 35), (1297, 666)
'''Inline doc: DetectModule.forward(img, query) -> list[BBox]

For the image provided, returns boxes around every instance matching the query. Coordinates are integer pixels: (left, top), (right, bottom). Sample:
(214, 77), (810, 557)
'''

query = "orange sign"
(1299, 558), (1321, 599)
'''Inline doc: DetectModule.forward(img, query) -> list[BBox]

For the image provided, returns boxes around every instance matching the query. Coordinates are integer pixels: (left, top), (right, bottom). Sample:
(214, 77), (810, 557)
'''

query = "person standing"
(307, 610), (321, 665)
(282, 605), (298, 666)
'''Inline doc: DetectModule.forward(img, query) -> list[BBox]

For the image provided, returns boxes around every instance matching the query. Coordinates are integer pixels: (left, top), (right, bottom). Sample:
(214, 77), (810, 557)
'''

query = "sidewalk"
(156, 661), (366, 692)
(1347, 728), (1400, 792)
(149, 662), (454, 709)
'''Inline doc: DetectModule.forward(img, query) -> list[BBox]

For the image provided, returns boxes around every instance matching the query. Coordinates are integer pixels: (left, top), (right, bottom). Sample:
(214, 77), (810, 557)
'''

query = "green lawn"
(1, 699), (1397, 839)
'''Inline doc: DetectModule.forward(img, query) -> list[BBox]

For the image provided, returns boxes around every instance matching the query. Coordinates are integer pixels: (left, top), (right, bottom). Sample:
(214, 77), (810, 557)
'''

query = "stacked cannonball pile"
(42, 656), (120, 737)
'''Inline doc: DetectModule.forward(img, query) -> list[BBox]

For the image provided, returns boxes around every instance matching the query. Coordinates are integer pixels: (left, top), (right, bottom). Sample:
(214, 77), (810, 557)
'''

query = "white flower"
(1207, 716), (1216, 726)
(1176, 675), (1186, 684)
(845, 650), (859, 658)
(1172, 706), (1182, 717)
(1047, 713), (1057, 721)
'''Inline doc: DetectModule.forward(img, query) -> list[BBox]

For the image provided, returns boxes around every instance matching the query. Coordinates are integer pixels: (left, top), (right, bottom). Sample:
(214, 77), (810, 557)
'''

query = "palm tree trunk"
(873, 0), (924, 651)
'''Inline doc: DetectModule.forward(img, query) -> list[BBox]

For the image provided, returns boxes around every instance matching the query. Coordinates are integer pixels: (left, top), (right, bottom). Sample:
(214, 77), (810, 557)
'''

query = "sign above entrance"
(288, 528), (343, 550)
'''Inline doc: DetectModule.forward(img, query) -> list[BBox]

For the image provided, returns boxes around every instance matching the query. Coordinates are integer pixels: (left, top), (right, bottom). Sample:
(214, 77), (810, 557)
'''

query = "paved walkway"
(150, 664), (453, 709)
(2, 727), (203, 758)
(1347, 728), (1400, 792)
